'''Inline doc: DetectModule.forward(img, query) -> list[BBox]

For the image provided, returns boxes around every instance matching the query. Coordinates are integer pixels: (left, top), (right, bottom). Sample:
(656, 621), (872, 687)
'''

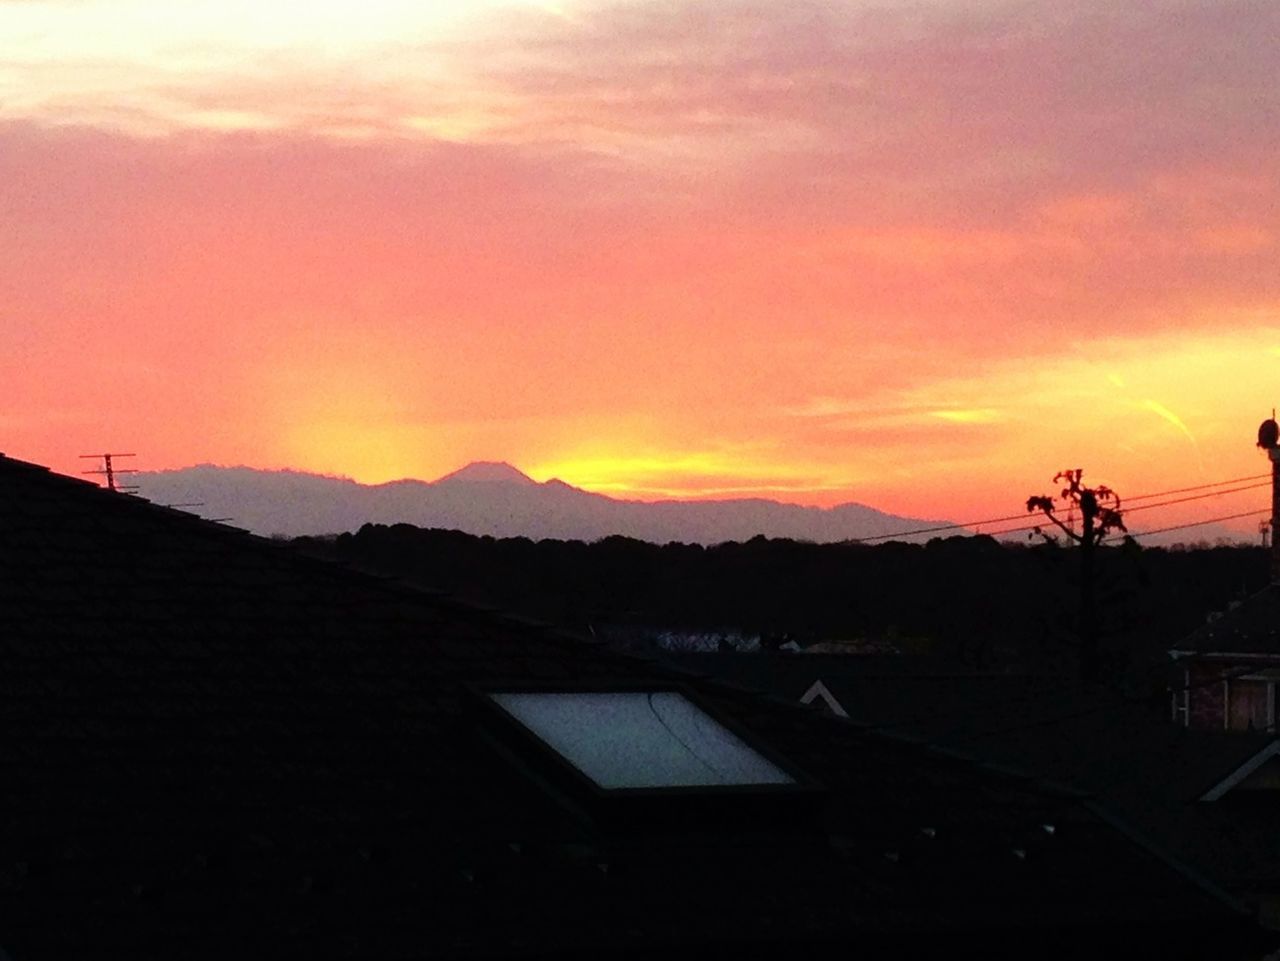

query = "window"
(1227, 677), (1275, 732)
(486, 690), (797, 790)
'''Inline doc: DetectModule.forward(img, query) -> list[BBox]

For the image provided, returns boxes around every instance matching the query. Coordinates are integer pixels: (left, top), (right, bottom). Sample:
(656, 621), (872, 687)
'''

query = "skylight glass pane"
(489, 691), (796, 789)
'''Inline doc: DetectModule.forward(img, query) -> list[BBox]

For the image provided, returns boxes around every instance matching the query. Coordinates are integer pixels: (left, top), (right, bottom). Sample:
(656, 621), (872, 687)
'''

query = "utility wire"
(856, 474), (1272, 543)
(1115, 482), (1268, 515)
(1123, 473), (1268, 502)
(982, 508), (1271, 543)
(855, 518), (1027, 542)
(1107, 509), (1270, 542)
(963, 506), (1269, 543)
(975, 519), (1063, 539)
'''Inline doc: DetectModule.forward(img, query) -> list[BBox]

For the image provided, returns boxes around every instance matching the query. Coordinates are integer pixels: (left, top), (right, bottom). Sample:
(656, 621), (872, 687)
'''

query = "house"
(1172, 587), (1280, 732)
(1171, 418), (1280, 733)
(0, 452), (1267, 959)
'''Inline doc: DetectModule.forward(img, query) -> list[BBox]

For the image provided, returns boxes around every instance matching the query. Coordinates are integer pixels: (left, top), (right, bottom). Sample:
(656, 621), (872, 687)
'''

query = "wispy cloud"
(1140, 399), (1195, 442)
(931, 409), (1004, 425)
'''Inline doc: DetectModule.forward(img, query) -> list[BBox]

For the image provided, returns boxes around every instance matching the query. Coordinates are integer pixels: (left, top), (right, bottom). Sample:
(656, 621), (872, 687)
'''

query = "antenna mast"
(80, 453), (139, 493)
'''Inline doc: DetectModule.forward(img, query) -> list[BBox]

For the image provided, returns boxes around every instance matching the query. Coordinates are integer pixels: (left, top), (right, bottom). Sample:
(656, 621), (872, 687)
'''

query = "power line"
(982, 508), (1271, 543)
(856, 473), (1272, 543)
(965, 505), (1271, 543)
(1123, 473), (1268, 502)
(1108, 509), (1270, 541)
(1117, 482), (1269, 515)
(856, 518), (1027, 543)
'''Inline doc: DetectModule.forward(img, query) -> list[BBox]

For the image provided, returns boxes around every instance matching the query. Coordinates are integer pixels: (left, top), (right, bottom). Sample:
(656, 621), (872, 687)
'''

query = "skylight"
(487, 691), (796, 790)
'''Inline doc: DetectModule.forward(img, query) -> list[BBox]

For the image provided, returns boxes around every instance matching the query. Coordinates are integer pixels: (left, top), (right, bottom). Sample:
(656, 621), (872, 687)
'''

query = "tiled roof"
(0, 454), (1260, 959)
(1175, 584), (1280, 656)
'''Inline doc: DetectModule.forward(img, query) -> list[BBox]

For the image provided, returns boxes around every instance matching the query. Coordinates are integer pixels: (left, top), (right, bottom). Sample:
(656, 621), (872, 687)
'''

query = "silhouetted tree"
(1027, 469), (1127, 681)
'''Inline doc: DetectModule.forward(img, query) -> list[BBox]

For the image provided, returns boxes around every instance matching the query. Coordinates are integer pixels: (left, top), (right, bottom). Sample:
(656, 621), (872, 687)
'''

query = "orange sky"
(2, 0), (1278, 535)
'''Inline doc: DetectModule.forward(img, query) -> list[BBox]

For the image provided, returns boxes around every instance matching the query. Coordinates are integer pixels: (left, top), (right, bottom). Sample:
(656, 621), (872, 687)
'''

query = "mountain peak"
(433, 461), (537, 486)
(133, 463), (956, 544)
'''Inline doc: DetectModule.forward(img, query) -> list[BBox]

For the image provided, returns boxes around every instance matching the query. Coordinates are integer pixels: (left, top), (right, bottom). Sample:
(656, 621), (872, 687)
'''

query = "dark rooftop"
(1175, 584), (1280, 657)
(0, 454), (1263, 959)
(662, 651), (1280, 916)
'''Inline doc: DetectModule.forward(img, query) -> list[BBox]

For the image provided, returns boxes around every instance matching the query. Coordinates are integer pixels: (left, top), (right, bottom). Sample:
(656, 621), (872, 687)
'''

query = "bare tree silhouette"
(1027, 469), (1127, 681)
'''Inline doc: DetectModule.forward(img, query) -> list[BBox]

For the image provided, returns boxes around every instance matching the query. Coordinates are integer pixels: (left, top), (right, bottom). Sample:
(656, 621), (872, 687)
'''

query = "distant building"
(1172, 588), (1280, 732)
(1172, 416), (1280, 733)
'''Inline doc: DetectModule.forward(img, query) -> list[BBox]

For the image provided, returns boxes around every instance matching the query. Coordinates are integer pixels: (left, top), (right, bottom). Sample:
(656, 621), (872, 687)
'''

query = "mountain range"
(133, 461), (956, 545)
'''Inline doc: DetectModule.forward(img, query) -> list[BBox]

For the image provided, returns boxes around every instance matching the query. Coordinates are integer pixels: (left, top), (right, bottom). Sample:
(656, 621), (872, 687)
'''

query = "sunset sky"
(3, 0), (1278, 534)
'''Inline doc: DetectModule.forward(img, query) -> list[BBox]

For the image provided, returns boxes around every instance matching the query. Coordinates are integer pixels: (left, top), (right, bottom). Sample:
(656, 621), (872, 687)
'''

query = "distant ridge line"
(133, 462), (954, 546)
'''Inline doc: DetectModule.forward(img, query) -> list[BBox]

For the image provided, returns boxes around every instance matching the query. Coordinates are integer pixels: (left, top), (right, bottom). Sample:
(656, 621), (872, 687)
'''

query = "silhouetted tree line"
(293, 525), (1269, 679)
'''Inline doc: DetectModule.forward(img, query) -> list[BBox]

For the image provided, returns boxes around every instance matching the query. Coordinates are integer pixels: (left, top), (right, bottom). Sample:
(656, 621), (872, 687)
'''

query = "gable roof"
(0, 454), (1262, 960)
(800, 679), (849, 717)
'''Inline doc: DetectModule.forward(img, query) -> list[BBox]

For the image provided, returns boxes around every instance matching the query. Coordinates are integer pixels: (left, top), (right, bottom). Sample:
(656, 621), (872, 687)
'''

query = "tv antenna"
(80, 453), (139, 493)
(159, 501), (231, 523)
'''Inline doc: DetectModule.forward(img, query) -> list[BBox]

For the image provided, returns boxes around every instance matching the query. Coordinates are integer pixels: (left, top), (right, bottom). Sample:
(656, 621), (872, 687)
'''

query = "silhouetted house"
(1167, 598), (1280, 927)
(1172, 588), (1280, 732)
(663, 651), (1280, 929)
(0, 453), (1266, 960)
(1179, 419), (1280, 732)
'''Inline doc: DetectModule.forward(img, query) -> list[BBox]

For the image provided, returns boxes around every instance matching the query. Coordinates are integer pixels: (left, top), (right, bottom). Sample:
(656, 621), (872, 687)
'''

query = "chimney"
(1258, 416), (1280, 582)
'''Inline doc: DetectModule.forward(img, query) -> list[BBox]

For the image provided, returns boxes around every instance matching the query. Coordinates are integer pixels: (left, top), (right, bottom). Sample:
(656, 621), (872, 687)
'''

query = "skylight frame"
(475, 681), (820, 800)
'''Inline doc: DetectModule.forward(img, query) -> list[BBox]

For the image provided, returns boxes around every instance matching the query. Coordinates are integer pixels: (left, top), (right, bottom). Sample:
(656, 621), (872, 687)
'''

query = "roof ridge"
(1, 451), (606, 654)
